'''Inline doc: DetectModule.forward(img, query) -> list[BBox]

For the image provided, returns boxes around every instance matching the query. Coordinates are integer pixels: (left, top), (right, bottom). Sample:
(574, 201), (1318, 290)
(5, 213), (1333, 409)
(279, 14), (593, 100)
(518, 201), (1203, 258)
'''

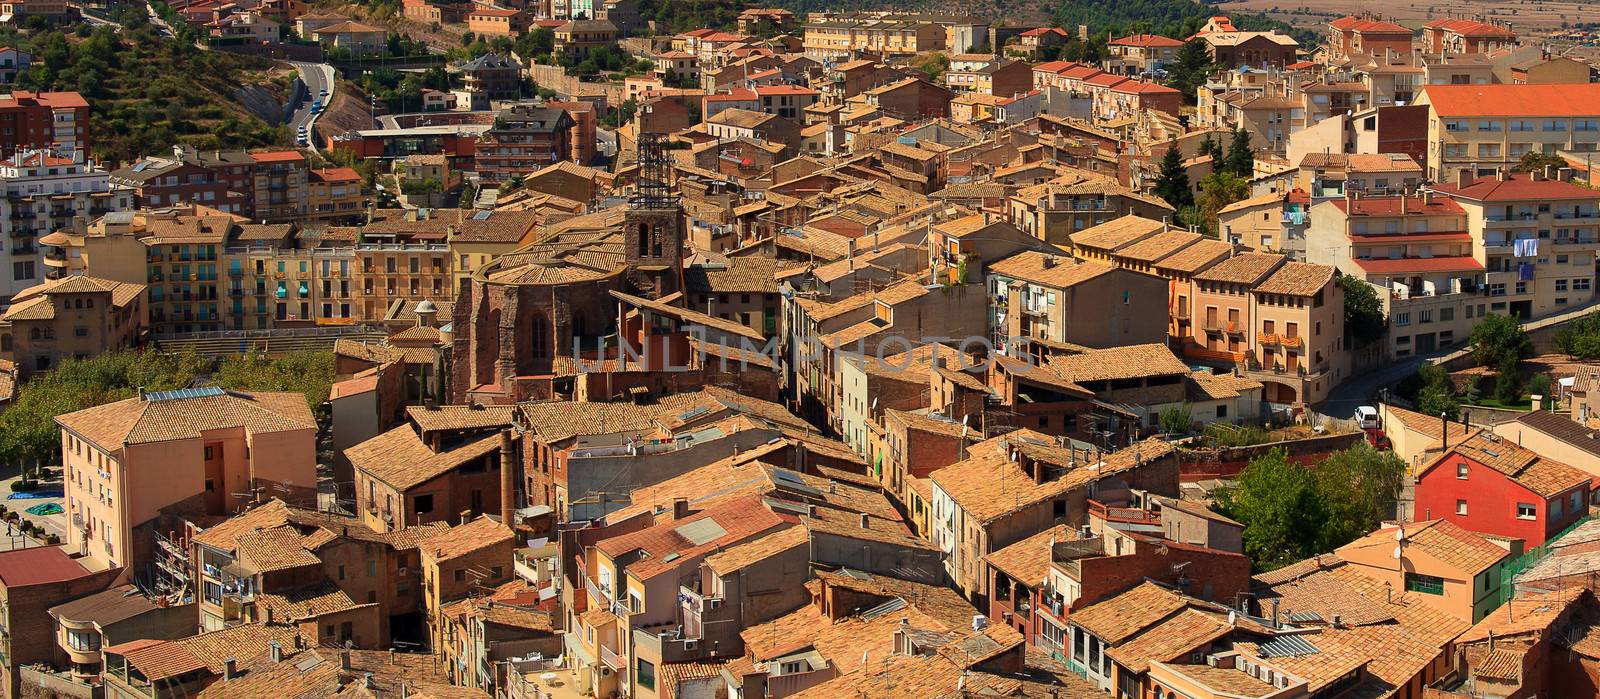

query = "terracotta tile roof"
(1513, 410), (1600, 461)
(48, 585), (160, 626)
(0, 546), (91, 587)
(1047, 343), (1191, 383)
(987, 251), (1116, 289)
(1157, 662), (1279, 697)
(595, 495), (791, 580)
(1115, 230), (1203, 263)
(1384, 404), (1474, 445)
(1186, 370), (1264, 402)
(1458, 589), (1580, 643)
(1338, 519), (1507, 575)
(452, 209), (542, 243)
(1154, 238), (1233, 275)
(1429, 171), (1600, 202)
(1433, 431), (1591, 497)
(1421, 83), (1600, 117)
(1193, 252), (1285, 285)
(1329, 195), (1465, 216)
(1070, 581), (1192, 644)
(419, 516), (513, 561)
(932, 433), (1175, 523)
(1423, 18), (1515, 37)
(1069, 214), (1166, 252)
(983, 524), (1074, 589)
(1297, 152), (1420, 172)
(56, 389), (315, 452)
(1111, 33), (1184, 47)
(346, 425), (501, 491)
(235, 527), (322, 572)
(683, 257), (788, 294)
(518, 393), (706, 443)
(703, 524), (808, 575)
(406, 405), (516, 436)
(256, 580), (366, 621)
(1253, 262), (1334, 297)
(1352, 255), (1484, 274)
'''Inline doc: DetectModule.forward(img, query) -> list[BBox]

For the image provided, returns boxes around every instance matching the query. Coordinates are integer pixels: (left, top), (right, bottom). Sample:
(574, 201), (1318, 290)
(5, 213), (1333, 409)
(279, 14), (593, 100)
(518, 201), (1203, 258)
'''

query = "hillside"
(6, 15), (294, 163)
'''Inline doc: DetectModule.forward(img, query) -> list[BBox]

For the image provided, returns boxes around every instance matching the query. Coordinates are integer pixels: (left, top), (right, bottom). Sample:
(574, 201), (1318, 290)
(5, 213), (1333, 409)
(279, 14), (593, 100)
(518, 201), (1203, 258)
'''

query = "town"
(2, 1), (1600, 698)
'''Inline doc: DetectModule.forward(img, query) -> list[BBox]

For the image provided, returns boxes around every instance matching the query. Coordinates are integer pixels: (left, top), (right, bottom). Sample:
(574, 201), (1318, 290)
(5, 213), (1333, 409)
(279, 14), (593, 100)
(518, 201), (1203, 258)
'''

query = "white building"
(0, 151), (132, 303)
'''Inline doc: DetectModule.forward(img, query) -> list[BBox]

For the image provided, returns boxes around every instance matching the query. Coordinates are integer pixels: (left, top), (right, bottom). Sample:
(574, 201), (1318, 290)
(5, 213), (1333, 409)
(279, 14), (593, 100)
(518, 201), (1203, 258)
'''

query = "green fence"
(1499, 513), (1596, 601)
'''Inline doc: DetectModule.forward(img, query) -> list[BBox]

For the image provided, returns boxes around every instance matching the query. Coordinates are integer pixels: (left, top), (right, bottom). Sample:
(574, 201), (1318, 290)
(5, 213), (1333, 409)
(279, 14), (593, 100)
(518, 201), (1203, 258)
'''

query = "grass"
(1464, 397), (1534, 410)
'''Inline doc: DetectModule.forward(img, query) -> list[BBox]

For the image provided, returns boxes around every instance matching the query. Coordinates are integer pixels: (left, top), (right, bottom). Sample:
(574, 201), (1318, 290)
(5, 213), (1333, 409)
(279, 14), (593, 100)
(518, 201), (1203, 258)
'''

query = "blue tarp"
(7, 488), (63, 500)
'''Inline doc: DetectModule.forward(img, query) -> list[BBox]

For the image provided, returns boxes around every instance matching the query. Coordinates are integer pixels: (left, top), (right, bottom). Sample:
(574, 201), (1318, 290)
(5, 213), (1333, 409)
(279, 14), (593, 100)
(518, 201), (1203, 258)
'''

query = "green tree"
(214, 350), (336, 421)
(1337, 272), (1386, 347)
(1512, 151), (1570, 174)
(1164, 39), (1213, 103)
(1469, 312), (1532, 368)
(1415, 364), (1460, 420)
(1190, 170), (1250, 235)
(1494, 357), (1523, 404)
(1213, 449), (1325, 571)
(1152, 143), (1193, 210)
(1555, 310), (1600, 359)
(1313, 443), (1406, 547)
(910, 51), (949, 82)
(1159, 403), (1193, 435)
(1224, 126), (1254, 177)
(1197, 133), (1223, 163)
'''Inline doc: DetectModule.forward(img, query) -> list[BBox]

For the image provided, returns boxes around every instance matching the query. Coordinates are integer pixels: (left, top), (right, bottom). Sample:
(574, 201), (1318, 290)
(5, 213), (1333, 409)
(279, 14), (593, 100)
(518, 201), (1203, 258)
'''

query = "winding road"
(289, 61), (336, 153)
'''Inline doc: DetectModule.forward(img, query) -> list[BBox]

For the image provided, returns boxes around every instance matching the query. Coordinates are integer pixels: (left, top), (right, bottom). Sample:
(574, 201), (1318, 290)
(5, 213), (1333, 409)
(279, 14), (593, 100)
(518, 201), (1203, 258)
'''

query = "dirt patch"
(1216, 0), (1591, 34)
(319, 81), (380, 136)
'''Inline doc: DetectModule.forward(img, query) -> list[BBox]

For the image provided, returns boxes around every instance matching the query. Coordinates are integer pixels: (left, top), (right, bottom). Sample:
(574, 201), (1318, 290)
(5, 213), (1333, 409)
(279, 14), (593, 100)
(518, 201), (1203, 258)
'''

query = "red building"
(1415, 431), (1592, 547)
(0, 91), (90, 160)
(545, 100), (596, 166)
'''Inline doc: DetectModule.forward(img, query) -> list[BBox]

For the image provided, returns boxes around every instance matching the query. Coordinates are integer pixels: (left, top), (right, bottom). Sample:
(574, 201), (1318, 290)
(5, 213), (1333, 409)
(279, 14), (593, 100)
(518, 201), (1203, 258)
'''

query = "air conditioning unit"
(707, 598), (723, 610)
(683, 640), (698, 651)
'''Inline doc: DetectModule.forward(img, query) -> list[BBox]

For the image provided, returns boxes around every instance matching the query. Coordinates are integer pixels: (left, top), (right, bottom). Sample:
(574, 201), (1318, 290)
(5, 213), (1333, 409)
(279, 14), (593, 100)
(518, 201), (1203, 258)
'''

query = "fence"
(1500, 514), (1596, 603)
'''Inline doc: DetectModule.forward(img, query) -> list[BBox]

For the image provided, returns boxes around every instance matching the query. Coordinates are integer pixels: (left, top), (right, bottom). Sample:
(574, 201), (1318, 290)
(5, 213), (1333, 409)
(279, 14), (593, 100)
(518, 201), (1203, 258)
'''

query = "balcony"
(599, 645), (626, 671)
(1257, 333), (1280, 346)
(1280, 335), (1303, 349)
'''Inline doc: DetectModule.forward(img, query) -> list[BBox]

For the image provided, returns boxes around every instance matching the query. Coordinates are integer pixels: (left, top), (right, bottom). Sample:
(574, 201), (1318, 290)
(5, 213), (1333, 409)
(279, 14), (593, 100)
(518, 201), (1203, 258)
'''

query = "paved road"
(290, 61), (336, 153)
(1321, 296), (1600, 418)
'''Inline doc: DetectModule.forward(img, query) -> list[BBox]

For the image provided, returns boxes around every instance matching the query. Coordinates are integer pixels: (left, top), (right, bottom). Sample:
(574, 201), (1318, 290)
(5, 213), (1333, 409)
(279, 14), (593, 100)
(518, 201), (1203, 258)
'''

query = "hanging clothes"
(1519, 263), (1536, 281)
(1514, 238), (1540, 257)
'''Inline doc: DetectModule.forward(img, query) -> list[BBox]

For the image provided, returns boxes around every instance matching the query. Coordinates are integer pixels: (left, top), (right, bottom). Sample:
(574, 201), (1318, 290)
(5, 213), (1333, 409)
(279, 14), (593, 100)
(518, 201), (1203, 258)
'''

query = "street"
(290, 61), (336, 153)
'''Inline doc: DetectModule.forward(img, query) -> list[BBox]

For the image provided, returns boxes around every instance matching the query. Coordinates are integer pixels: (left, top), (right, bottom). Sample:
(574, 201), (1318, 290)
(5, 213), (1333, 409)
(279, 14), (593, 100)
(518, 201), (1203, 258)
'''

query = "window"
(1546, 120), (1568, 132)
(1478, 120), (1501, 132)
(1444, 120), (1468, 132)
(67, 630), (100, 651)
(415, 494), (434, 514)
(1456, 499), (1468, 515)
(1517, 502), (1537, 520)
(1405, 572), (1445, 595)
(1457, 463), (1469, 479)
(1216, 405), (1227, 418)
(1395, 312), (1410, 327)
(454, 569), (466, 582)
(636, 660), (655, 690)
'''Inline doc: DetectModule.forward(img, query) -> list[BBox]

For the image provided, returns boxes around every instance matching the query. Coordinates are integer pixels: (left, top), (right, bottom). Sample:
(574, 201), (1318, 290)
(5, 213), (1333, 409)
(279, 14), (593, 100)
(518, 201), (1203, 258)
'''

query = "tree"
(1165, 39), (1213, 103)
(1197, 133), (1223, 163)
(1512, 151), (1569, 174)
(1152, 143), (1193, 210)
(1494, 357), (1523, 404)
(1415, 364), (1460, 420)
(910, 51), (949, 82)
(1191, 170), (1250, 235)
(214, 350), (336, 421)
(1159, 403), (1193, 435)
(1555, 310), (1600, 359)
(1213, 444), (1407, 572)
(1224, 126), (1254, 177)
(1212, 449), (1325, 570)
(1337, 272), (1386, 347)
(1469, 312), (1532, 368)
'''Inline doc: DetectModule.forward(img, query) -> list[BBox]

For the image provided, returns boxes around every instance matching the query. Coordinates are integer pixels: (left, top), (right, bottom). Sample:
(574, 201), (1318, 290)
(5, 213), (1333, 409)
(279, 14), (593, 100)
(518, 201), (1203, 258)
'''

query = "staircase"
(151, 325), (389, 357)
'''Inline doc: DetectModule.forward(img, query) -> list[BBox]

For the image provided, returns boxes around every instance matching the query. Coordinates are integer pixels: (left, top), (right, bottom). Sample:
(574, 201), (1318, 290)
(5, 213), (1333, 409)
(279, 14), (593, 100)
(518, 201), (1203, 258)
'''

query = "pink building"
(55, 386), (317, 576)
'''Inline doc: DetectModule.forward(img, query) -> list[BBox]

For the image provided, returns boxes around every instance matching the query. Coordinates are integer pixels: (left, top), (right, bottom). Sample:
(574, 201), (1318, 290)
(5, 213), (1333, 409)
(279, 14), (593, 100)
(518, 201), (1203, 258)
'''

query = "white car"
(1354, 405), (1380, 430)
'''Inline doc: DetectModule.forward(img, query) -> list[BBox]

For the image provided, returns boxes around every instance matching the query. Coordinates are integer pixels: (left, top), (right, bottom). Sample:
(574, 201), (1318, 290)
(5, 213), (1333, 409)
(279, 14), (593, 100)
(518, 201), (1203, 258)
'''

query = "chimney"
(364, 673), (377, 690)
(499, 430), (516, 528)
(1558, 167), (1575, 182)
(460, 511), (471, 525)
(266, 607), (275, 625)
(672, 498), (691, 520)
(224, 658), (238, 681)
(340, 649), (352, 671)
(1400, 196), (1408, 215)
(846, 238), (855, 272)
(1497, 167), (1508, 182)
(1441, 411), (1450, 450)
(1457, 168), (1473, 189)
(1030, 456), (1046, 485)
(270, 641), (283, 663)
(1422, 190), (1433, 206)
(1042, 255), (1056, 269)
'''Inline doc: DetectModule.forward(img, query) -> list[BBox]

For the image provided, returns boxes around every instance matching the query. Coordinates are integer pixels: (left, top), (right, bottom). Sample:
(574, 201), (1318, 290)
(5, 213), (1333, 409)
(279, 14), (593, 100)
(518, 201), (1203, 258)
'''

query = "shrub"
(10, 480), (37, 493)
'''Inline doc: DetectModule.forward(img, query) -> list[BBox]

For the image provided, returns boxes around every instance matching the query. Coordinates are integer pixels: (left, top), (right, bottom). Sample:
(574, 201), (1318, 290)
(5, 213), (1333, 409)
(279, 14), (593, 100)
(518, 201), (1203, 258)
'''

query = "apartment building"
(1416, 83), (1600, 180)
(802, 16), (945, 60)
(1007, 173), (1176, 246)
(1105, 34), (1183, 75)
(250, 151), (309, 222)
(0, 150), (131, 301)
(0, 274), (145, 379)
(1307, 193), (1480, 358)
(1430, 170), (1600, 321)
(553, 19), (617, 59)
(1326, 15), (1414, 61)
(475, 105), (576, 186)
(55, 385), (317, 572)
(1182, 253), (1348, 405)
(110, 146), (255, 213)
(1421, 18), (1516, 55)
(354, 232), (452, 320)
(0, 91), (89, 160)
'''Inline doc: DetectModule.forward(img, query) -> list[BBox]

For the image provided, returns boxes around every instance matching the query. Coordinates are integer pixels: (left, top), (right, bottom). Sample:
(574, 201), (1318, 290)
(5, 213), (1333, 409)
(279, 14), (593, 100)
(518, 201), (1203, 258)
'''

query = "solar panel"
(472, 210), (493, 220)
(674, 518), (728, 546)
(145, 386), (226, 402)
(1256, 634), (1320, 658)
(857, 596), (907, 620)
